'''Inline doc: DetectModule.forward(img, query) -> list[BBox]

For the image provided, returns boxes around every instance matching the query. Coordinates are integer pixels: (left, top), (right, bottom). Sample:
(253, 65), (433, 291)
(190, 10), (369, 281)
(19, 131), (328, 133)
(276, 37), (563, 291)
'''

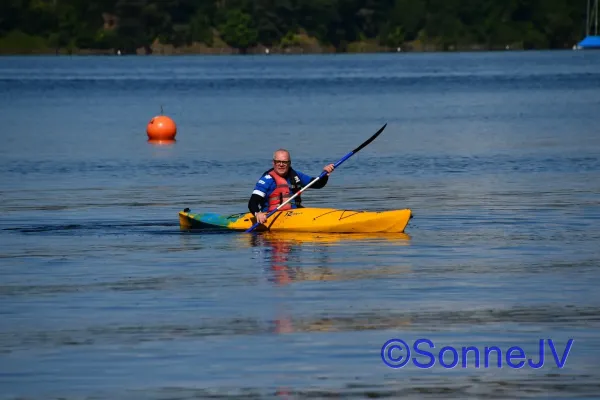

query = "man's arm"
(248, 193), (264, 214)
(248, 175), (273, 214)
(297, 170), (329, 189)
(310, 175), (329, 188)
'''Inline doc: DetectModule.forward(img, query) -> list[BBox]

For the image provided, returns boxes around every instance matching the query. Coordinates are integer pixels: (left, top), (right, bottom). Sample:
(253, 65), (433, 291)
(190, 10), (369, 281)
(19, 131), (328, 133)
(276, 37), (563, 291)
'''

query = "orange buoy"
(146, 115), (177, 141)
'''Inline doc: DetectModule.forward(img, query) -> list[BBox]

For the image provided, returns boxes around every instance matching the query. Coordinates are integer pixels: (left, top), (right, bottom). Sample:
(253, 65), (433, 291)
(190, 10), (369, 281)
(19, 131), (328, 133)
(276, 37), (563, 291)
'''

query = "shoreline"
(0, 37), (565, 56)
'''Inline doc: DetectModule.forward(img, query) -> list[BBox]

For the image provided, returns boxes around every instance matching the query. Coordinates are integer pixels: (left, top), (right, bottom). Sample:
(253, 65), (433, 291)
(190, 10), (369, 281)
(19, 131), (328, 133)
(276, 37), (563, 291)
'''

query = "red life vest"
(267, 170), (301, 211)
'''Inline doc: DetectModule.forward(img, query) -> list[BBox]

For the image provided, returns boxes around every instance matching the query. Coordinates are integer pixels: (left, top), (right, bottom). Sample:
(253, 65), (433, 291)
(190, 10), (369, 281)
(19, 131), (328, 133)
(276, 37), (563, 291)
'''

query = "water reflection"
(254, 231), (412, 245)
(147, 139), (176, 146)
(243, 231), (412, 286)
(243, 231), (415, 339)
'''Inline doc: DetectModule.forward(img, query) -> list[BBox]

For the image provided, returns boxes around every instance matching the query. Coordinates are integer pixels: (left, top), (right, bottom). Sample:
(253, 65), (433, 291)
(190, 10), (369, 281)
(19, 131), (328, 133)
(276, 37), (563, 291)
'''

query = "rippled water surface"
(1, 51), (600, 399)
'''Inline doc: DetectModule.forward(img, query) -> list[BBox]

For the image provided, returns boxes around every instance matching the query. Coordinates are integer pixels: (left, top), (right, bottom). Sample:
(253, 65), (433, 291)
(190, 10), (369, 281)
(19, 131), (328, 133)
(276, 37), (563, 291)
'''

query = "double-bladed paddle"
(245, 123), (388, 233)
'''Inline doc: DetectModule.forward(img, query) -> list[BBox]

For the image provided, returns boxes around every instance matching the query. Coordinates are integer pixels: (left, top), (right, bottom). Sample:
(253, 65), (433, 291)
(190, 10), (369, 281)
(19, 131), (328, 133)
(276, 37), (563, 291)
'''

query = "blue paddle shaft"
(245, 123), (387, 233)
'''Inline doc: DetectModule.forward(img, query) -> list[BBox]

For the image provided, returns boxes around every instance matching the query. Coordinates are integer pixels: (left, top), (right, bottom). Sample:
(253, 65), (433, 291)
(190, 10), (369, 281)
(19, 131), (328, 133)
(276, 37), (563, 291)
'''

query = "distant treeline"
(0, 0), (589, 54)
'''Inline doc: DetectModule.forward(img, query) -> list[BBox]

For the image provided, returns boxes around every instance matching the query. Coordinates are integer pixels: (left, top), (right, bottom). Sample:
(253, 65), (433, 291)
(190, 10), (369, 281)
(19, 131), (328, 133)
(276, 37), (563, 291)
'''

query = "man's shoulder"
(291, 168), (306, 176)
(256, 172), (274, 186)
(260, 169), (274, 179)
(292, 169), (311, 180)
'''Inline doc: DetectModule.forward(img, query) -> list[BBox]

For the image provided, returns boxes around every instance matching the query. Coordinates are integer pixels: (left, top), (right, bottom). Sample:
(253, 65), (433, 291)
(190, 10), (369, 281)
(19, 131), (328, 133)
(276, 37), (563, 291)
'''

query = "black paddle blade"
(352, 123), (387, 154)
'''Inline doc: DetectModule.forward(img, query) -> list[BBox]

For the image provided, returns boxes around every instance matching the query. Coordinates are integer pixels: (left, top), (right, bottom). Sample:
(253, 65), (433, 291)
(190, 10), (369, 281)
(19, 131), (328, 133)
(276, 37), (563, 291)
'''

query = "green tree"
(218, 9), (258, 52)
(0, 0), (591, 54)
(395, 0), (425, 40)
(190, 10), (213, 45)
(380, 25), (404, 48)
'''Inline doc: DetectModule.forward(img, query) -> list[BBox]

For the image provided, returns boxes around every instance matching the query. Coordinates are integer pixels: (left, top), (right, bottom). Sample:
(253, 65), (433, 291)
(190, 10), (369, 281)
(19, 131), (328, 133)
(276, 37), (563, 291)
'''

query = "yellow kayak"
(179, 207), (412, 233)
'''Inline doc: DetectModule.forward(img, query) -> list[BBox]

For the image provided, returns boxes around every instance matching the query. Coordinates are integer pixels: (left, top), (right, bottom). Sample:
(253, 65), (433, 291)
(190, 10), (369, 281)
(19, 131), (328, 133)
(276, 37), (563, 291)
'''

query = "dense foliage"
(0, 0), (590, 53)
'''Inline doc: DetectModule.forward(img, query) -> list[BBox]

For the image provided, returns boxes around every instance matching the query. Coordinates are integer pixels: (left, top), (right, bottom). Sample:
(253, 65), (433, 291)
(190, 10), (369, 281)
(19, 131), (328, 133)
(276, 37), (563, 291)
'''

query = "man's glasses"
(273, 159), (290, 165)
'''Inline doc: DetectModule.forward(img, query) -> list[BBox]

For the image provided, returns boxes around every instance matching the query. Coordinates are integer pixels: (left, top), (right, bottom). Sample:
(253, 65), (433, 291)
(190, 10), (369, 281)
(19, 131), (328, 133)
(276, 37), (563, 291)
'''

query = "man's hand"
(255, 212), (267, 224)
(323, 163), (335, 175)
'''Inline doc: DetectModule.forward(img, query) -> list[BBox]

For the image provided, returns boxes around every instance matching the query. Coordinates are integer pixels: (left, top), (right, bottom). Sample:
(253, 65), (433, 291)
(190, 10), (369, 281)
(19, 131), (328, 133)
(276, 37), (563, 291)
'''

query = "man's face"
(273, 151), (291, 177)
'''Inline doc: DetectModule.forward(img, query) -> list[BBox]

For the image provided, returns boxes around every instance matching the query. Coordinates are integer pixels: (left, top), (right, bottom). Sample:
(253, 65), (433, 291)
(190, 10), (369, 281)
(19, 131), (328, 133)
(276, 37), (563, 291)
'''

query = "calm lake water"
(1, 51), (600, 399)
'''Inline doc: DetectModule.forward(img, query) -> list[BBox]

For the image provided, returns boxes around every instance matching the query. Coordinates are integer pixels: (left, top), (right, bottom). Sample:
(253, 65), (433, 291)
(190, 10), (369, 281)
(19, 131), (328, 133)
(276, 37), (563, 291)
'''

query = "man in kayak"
(248, 149), (335, 224)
